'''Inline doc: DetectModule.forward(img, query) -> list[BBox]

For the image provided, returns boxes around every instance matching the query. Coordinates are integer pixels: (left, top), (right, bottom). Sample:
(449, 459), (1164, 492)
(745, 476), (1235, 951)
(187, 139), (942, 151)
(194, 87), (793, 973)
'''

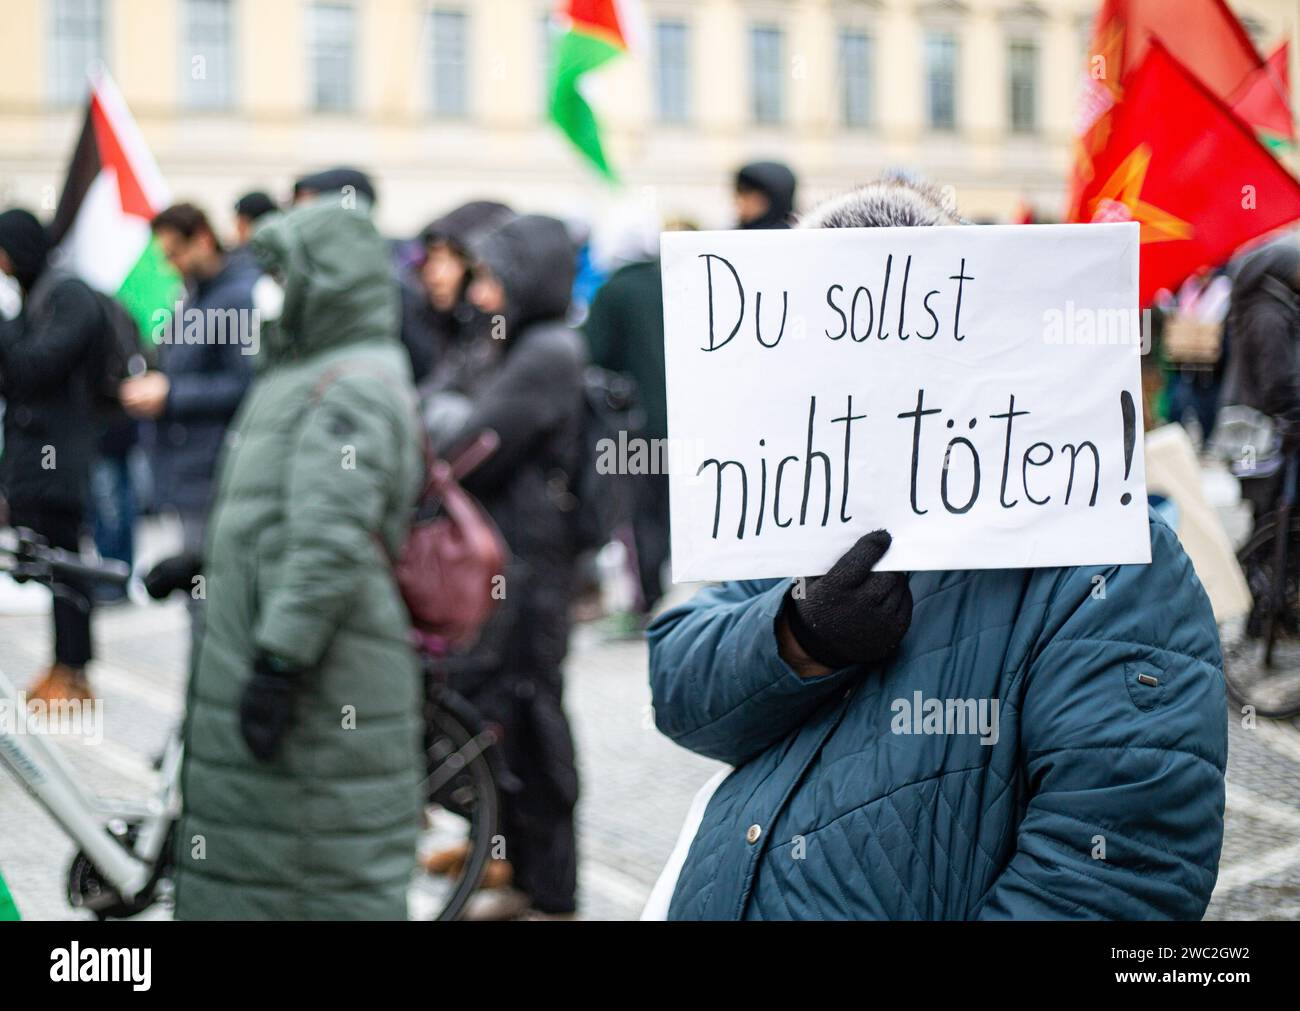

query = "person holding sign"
(648, 177), (1226, 921)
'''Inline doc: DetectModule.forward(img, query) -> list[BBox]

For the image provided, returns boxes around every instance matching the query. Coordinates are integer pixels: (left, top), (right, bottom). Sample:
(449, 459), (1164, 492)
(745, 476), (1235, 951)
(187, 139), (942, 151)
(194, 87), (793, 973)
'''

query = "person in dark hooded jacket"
(734, 160), (797, 229)
(401, 200), (514, 385)
(427, 213), (587, 919)
(1222, 243), (1300, 425)
(0, 208), (103, 703)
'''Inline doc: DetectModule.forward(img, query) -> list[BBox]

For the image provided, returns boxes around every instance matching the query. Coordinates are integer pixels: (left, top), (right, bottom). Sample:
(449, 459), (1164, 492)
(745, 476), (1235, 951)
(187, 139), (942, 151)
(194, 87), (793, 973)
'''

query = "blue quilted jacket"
(649, 514), (1226, 920)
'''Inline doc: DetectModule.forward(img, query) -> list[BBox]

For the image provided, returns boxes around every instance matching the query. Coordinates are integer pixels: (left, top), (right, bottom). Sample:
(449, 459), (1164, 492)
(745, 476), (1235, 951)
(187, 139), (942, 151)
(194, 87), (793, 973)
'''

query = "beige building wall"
(0, 0), (1297, 239)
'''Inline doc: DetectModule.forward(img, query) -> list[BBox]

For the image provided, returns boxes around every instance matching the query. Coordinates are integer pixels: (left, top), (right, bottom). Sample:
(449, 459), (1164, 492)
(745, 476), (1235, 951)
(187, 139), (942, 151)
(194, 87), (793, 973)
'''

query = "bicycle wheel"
(1225, 514), (1300, 719)
(409, 702), (499, 921)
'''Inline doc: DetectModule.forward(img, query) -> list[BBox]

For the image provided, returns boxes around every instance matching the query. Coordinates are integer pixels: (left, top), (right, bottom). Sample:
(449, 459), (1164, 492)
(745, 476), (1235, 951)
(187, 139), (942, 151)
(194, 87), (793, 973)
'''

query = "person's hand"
(119, 372), (170, 419)
(782, 530), (912, 673)
(239, 654), (301, 761)
(142, 552), (203, 599)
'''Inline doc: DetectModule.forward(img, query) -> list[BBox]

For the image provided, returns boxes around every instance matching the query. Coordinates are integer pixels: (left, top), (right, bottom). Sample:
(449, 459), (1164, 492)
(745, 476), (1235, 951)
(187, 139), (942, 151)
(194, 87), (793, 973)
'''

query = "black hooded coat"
(401, 200), (514, 383)
(435, 214), (587, 911)
(1222, 243), (1300, 422)
(0, 209), (103, 513)
(735, 161), (797, 229)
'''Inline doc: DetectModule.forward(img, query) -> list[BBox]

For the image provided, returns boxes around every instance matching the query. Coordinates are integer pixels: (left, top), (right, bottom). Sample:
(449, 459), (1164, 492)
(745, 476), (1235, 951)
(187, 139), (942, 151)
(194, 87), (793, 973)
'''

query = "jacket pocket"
(1122, 661), (1168, 712)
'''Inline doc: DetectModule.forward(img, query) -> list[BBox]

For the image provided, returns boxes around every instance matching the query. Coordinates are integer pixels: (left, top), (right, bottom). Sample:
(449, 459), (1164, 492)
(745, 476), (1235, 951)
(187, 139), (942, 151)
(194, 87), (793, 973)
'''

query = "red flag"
(1074, 40), (1300, 305)
(1069, 0), (1268, 217)
(1232, 41), (1294, 144)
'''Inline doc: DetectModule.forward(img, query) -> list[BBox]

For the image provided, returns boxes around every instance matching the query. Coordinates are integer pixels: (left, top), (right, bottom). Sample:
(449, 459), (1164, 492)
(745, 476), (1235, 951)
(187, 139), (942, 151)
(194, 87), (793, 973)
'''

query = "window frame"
(923, 28), (959, 132)
(308, 0), (357, 114)
(838, 25), (874, 130)
(653, 17), (691, 125)
(427, 6), (470, 119)
(181, 0), (237, 111)
(748, 22), (786, 127)
(48, 0), (107, 107)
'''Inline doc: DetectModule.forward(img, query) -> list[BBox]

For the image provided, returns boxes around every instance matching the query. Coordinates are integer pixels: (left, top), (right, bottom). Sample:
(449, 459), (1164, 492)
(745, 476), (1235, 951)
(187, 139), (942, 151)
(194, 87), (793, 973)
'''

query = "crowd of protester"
(2, 158), (1287, 920)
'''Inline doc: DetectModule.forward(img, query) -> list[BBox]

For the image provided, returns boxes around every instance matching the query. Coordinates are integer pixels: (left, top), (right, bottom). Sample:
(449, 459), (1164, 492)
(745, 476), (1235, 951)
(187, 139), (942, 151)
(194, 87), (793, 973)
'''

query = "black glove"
(143, 552), (203, 600)
(239, 653), (302, 762)
(784, 529), (913, 669)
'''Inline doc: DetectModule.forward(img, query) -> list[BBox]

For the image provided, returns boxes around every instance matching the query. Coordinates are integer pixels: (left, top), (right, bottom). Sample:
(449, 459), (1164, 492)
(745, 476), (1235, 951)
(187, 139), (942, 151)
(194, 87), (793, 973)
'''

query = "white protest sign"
(661, 222), (1148, 581)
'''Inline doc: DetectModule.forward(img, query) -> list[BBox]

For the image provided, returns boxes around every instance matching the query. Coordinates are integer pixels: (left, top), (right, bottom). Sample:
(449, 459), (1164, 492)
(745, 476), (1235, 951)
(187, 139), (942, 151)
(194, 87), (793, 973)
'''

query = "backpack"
(91, 290), (153, 418)
(567, 366), (643, 552)
(311, 365), (508, 652)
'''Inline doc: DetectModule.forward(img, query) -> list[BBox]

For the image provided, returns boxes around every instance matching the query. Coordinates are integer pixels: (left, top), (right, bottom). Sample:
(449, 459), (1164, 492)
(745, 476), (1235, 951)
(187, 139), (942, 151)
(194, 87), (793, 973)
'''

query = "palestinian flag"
(48, 67), (178, 339)
(548, 0), (639, 181)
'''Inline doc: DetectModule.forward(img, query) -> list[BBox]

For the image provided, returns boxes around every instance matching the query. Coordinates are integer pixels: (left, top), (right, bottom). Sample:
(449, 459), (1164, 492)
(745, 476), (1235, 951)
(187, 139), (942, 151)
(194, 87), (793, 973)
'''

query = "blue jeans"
(90, 454), (135, 572)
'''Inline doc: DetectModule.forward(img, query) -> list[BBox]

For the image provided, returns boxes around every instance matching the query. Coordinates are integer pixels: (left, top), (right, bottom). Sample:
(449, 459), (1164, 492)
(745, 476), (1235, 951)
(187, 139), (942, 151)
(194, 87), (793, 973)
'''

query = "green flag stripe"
(549, 29), (623, 181)
(0, 871), (20, 920)
(115, 235), (180, 343)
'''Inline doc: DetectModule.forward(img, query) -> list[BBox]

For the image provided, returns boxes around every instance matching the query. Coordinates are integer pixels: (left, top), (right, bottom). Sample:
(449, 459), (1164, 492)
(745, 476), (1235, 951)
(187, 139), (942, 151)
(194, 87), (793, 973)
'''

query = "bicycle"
(0, 528), (502, 920)
(1224, 449), (1300, 719)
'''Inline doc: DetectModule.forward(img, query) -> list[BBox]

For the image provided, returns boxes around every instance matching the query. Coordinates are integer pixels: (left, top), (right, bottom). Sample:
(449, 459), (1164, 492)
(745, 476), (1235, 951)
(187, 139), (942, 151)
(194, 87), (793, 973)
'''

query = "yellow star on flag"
(1088, 144), (1194, 244)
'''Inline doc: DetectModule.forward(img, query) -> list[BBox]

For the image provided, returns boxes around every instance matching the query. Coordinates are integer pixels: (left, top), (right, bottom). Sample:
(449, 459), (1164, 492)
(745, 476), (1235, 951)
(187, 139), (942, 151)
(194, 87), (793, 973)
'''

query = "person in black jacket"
(0, 208), (104, 703)
(427, 213), (587, 919)
(584, 254), (669, 619)
(1219, 244), (1300, 632)
(1222, 243), (1300, 425)
(122, 203), (257, 585)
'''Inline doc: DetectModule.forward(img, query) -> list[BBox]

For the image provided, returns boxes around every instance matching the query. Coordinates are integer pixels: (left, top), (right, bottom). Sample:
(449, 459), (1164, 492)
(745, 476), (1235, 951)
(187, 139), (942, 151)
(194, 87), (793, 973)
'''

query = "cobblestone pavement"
(1, 517), (1298, 921)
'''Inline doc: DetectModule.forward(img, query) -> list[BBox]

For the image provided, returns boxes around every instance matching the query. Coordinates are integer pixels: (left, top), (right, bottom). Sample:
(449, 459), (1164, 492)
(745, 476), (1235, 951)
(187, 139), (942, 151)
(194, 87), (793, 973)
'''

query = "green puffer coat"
(173, 195), (425, 920)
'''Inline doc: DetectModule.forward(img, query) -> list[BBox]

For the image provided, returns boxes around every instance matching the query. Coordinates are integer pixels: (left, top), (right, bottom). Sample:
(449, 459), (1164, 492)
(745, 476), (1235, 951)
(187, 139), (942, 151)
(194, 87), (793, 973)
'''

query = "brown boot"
(421, 842), (470, 877)
(26, 664), (93, 706)
(480, 859), (513, 890)
(421, 844), (513, 890)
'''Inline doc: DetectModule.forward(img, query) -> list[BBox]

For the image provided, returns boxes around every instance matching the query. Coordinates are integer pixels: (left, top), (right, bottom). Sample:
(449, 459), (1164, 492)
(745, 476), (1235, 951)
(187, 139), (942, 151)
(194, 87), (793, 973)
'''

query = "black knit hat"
(234, 190), (277, 223)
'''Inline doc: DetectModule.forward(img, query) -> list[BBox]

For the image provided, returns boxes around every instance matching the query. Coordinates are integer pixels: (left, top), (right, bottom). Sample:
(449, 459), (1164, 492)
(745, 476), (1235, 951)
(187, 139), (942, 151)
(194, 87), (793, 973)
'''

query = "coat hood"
(0, 209), (51, 291)
(1232, 243), (1300, 305)
(421, 201), (514, 257)
(735, 161), (797, 229)
(472, 214), (575, 330)
(250, 199), (399, 365)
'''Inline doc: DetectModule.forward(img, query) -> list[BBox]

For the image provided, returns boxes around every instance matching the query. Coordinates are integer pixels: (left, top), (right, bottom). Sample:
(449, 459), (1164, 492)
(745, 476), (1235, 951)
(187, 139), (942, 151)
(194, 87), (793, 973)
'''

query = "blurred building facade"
(0, 0), (1297, 236)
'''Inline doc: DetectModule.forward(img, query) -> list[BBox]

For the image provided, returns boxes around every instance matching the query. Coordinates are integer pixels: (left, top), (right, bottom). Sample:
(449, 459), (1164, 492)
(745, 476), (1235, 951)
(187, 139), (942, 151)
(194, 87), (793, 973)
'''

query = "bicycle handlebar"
(0, 529), (131, 586)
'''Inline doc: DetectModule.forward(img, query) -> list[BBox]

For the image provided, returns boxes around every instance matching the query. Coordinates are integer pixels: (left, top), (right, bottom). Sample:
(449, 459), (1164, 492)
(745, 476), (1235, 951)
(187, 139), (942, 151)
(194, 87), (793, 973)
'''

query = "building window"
(310, 1), (355, 113)
(839, 28), (873, 128)
(429, 9), (469, 117)
(48, 0), (105, 105)
(654, 20), (690, 123)
(749, 24), (784, 125)
(924, 30), (958, 131)
(183, 0), (235, 110)
(1008, 37), (1038, 133)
